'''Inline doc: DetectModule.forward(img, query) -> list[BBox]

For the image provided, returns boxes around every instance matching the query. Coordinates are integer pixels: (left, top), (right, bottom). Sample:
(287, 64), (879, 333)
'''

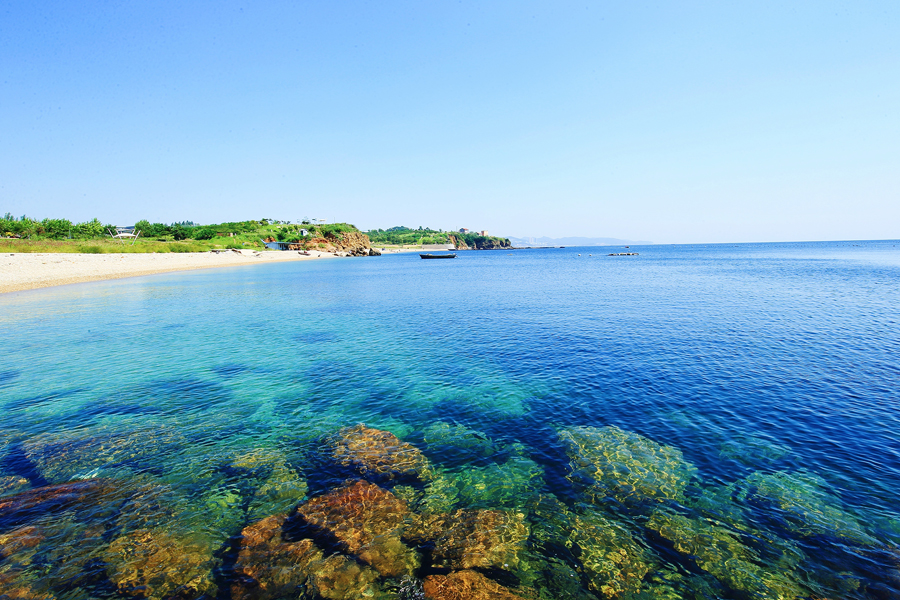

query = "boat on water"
(420, 253), (457, 259)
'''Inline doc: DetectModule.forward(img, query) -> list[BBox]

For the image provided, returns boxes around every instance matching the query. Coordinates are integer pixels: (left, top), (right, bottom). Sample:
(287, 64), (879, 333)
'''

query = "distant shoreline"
(0, 250), (335, 294)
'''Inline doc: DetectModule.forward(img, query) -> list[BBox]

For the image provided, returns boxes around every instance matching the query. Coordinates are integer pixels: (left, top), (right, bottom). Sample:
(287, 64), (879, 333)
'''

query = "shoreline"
(0, 250), (336, 294)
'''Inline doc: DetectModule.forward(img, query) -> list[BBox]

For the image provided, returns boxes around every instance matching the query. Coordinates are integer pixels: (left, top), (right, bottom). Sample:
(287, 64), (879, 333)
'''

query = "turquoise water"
(1, 241), (899, 599)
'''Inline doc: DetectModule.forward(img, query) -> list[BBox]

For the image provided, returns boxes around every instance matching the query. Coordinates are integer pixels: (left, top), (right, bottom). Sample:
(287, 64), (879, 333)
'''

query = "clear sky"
(1, 1), (898, 243)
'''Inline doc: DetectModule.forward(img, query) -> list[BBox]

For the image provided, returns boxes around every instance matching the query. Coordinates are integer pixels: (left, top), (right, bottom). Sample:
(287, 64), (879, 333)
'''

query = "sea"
(1, 240), (898, 599)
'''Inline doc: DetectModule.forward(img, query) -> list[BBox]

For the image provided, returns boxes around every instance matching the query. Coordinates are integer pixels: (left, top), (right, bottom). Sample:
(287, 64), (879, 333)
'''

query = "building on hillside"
(479, 230), (489, 236)
(459, 228), (469, 233)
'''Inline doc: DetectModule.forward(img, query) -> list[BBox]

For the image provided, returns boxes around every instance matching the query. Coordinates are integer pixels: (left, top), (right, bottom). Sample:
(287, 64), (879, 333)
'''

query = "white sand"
(0, 250), (335, 294)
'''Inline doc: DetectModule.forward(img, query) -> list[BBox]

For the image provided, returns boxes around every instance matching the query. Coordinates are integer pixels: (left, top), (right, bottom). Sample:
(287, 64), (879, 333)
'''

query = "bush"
(193, 227), (217, 240)
(73, 218), (105, 239)
(40, 218), (74, 239)
(79, 245), (105, 254)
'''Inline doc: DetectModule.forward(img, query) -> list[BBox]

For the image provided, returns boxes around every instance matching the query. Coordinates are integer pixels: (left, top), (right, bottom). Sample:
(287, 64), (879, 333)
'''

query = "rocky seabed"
(1, 423), (898, 600)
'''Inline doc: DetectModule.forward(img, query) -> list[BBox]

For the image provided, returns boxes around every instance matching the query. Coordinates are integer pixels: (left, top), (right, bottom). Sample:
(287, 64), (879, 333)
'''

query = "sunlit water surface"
(1, 241), (899, 599)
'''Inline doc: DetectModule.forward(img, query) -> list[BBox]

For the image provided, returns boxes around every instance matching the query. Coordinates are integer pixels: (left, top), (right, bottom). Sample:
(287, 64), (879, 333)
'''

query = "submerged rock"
(420, 422), (502, 459)
(294, 479), (419, 577)
(231, 515), (324, 600)
(103, 528), (218, 600)
(528, 495), (657, 599)
(455, 456), (545, 510)
(737, 470), (875, 544)
(327, 425), (433, 482)
(402, 456), (544, 514)
(406, 509), (528, 571)
(231, 513), (383, 600)
(719, 435), (792, 466)
(0, 475), (29, 496)
(647, 510), (810, 599)
(0, 479), (123, 530)
(0, 525), (43, 562)
(248, 462), (308, 519)
(559, 426), (697, 506)
(0, 571), (48, 600)
(423, 570), (528, 600)
(22, 427), (183, 483)
(567, 509), (651, 599)
(303, 553), (382, 599)
(225, 447), (308, 518)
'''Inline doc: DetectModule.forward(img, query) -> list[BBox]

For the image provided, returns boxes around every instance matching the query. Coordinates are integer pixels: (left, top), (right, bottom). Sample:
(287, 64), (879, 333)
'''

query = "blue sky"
(1, 1), (897, 243)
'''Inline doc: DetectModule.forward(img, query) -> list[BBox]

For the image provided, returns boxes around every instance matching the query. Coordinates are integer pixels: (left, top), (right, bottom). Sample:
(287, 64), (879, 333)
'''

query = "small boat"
(420, 253), (457, 259)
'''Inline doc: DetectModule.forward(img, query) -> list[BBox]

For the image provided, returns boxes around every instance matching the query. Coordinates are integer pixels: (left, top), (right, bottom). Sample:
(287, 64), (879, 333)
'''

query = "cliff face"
(288, 231), (376, 256)
(474, 237), (511, 249)
(448, 234), (510, 250)
(448, 234), (469, 250)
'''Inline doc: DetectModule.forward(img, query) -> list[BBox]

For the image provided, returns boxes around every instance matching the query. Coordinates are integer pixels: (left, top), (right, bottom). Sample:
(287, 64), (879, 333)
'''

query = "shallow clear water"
(1, 241), (899, 599)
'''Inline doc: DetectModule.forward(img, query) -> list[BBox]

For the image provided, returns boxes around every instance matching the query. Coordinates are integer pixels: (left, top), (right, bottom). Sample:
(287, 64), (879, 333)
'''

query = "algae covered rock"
(423, 570), (529, 600)
(103, 528), (218, 600)
(304, 553), (382, 600)
(326, 425), (433, 481)
(22, 427), (183, 483)
(231, 514), (324, 600)
(0, 571), (47, 600)
(719, 435), (792, 466)
(231, 512), (384, 600)
(294, 479), (419, 577)
(737, 470), (875, 544)
(567, 508), (651, 599)
(0, 476), (28, 496)
(455, 455), (545, 509)
(420, 421), (502, 461)
(401, 456), (544, 514)
(248, 462), (308, 519)
(406, 508), (528, 571)
(0, 525), (43, 565)
(560, 425), (696, 506)
(0, 479), (125, 529)
(646, 510), (809, 600)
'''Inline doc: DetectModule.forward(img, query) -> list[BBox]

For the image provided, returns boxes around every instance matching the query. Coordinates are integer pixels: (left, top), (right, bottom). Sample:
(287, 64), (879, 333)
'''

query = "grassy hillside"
(366, 226), (510, 249)
(0, 214), (362, 253)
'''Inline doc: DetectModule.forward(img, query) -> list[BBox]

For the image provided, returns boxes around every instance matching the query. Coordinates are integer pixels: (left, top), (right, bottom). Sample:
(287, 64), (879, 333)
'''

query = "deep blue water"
(1, 240), (899, 599)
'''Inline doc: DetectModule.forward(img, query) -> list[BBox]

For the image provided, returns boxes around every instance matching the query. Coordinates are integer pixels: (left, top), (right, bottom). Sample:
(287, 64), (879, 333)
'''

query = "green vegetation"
(366, 225), (511, 249)
(0, 213), (362, 253)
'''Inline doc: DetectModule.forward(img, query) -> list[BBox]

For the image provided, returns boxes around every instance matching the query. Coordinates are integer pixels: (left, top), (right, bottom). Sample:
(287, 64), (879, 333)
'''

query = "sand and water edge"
(0, 250), (336, 294)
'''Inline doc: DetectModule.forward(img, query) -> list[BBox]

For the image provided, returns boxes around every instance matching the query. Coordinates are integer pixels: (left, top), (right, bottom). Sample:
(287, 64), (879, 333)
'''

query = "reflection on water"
(1, 241), (899, 599)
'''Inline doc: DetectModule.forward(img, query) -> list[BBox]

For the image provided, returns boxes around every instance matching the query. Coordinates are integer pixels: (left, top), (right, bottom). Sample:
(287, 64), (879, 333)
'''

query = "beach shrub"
(171, 225), (191, 240)
(73, 218), (105, 239)
(39, 218), (74, 239)
(192, 227), (217, 240)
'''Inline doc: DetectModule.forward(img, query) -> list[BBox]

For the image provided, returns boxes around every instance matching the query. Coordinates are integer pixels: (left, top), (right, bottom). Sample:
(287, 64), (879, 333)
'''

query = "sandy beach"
(0, 249), (335, 294)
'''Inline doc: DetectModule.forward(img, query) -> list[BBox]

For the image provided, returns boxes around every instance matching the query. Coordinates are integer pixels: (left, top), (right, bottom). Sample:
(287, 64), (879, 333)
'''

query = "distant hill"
(508, 236), (652, 247)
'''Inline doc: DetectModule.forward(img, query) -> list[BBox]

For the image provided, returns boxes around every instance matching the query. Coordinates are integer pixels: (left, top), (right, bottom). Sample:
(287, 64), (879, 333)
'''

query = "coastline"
(0, 250), (336, 294)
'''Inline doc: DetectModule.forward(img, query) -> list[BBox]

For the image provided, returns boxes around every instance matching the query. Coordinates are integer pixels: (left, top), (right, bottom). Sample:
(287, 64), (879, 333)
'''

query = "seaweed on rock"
(293, 479), (420, 577)
(398, 455), (544, 514)
(566, 509), (651, 598)
(559, 425), (697, 506)
(528, 494), (652, 599)
(21, 425), (186, 483)
(736, 470), (876, 544)
(423, 570), (530, 600)
(405, 508), (529, 571)
(102, 528), (219, 600)
(326, 425), (434, 482)
(230, 514), (384, 600)
(646, 509), (812, 600)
